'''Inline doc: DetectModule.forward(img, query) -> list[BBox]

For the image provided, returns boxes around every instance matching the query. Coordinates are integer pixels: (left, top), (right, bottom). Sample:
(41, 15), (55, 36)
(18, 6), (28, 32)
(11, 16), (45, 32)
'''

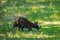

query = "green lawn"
(0, 24), (60, 40)
(0, 0), (60, 40)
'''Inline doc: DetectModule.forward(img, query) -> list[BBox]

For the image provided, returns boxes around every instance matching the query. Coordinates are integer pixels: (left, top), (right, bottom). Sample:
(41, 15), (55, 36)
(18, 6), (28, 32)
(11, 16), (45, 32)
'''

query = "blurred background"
(0, 0), (60, 40)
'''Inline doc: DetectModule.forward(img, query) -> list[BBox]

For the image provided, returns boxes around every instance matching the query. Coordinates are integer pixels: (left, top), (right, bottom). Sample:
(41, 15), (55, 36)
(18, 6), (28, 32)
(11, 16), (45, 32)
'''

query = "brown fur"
(13, 17), (39, 31)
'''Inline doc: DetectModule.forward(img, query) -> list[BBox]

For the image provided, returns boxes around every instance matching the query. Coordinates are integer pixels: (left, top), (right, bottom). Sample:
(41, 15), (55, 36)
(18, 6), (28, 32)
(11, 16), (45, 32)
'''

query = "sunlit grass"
(0, 24), (60, 38)
(0, 31), (56, 38)
(0, 0), (60, 40)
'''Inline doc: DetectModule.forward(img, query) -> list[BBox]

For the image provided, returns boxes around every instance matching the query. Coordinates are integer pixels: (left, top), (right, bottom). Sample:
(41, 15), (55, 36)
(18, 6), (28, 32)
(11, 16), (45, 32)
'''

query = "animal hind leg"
(21, 25), (24, 31)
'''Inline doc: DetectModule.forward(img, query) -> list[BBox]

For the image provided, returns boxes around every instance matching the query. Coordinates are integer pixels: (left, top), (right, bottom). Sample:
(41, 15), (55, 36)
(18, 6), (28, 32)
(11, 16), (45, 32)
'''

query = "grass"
(0, 0), (60, 40)
(0, 24), (60, 40)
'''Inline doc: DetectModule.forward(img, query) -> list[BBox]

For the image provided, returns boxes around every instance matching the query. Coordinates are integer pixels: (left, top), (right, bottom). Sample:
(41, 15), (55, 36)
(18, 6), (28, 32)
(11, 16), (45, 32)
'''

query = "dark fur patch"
(13, 17), (40, 31)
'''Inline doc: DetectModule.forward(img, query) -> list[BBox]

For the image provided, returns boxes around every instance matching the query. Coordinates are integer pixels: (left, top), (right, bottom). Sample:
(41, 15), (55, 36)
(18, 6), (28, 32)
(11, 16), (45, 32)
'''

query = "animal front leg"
(20, 25), (24, 31)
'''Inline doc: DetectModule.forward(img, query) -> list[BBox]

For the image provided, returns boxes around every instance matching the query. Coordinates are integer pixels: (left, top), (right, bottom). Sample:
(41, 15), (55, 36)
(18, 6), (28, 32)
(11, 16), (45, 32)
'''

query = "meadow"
(0, 0), (60, 40)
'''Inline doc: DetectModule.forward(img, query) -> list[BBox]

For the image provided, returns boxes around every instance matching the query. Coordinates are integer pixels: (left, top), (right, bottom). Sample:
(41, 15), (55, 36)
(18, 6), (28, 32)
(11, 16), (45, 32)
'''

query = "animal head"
(34, 22), (39, 30)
